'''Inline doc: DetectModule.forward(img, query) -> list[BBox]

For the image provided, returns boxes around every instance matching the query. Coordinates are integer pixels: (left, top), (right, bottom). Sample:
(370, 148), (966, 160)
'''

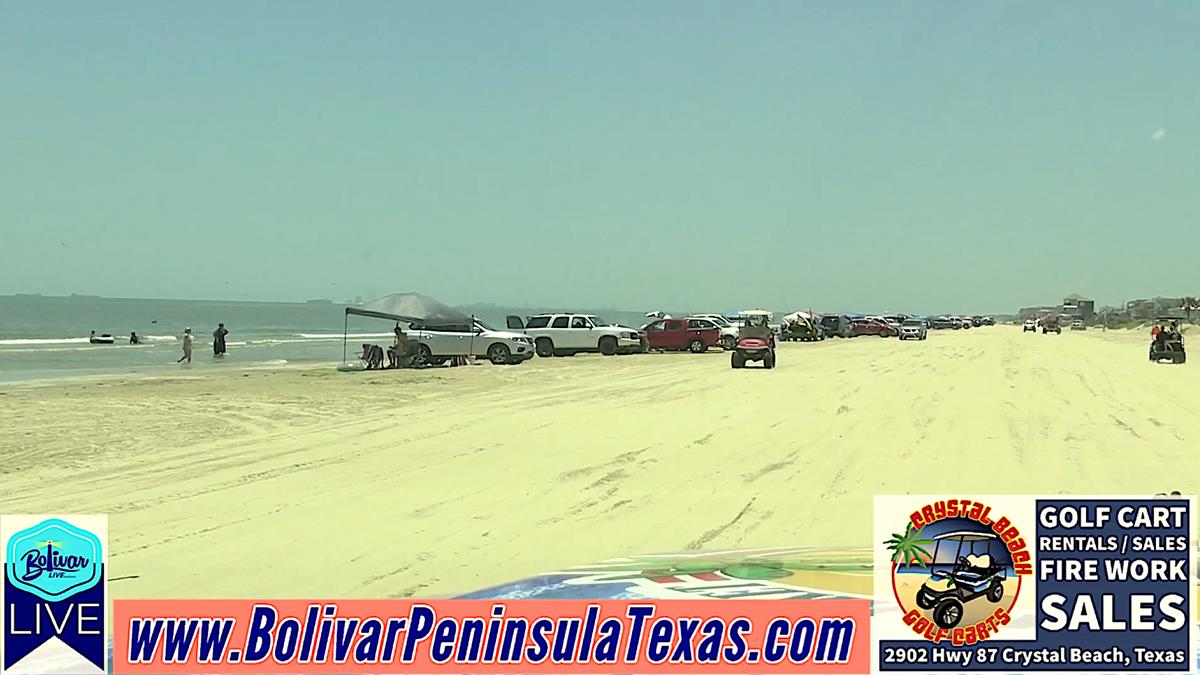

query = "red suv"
(849, 318), (898, 337)
(641, 318), (722, 352)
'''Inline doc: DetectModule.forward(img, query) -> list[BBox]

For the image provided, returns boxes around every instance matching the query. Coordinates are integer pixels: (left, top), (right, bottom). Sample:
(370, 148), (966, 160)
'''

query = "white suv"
(409, 320), (535, 365)
(506, 314), (642, 357)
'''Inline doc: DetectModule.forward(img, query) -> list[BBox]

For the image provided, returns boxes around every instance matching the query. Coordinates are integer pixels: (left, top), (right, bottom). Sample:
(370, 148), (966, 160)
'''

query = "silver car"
(898, 318), (928, 341)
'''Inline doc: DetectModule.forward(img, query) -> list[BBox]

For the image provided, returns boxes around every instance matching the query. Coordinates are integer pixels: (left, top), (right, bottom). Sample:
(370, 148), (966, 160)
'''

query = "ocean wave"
(0, 337), (91, 346)
(0, 334), (178, 346)
(241, 338), (330, 346)
(0, 346), (143, 354)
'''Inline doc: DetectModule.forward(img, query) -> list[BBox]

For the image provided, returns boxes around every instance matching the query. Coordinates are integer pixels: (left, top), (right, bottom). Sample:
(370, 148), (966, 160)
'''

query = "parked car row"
(395, 307), (995, 367)
(927, 315), (994, 330)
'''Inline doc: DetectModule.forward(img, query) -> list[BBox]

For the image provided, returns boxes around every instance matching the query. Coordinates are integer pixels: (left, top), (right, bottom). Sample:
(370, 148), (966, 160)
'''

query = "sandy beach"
(1, 326), (1195, 599)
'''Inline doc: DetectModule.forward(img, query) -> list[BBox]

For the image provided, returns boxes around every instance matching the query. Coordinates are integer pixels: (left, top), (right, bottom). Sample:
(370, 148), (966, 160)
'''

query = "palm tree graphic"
(885, 523), (933, 568)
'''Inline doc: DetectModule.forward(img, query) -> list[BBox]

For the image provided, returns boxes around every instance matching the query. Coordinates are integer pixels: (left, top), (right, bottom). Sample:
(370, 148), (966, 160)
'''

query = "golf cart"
(915, 532), (1007, 630)
(1150, 318), (1186, 364)
(731, 310), (776, 369)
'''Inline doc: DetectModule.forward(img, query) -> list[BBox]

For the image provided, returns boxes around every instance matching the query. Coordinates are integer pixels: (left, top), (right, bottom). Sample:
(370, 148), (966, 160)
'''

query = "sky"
(2, 1), (1198, 314)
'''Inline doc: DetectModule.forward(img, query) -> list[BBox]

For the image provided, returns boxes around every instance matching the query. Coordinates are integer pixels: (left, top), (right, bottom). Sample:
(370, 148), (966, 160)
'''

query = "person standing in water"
(178, 328), (194, 363)
(213, 323), (228, 357)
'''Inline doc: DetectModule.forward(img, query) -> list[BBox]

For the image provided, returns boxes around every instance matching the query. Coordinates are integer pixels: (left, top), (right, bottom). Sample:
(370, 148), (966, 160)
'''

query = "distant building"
(1125, 299), (1154, 320)
(1062, 294), (1095, 320)
(1018, 306), (1061, 320)
(1154, 297), (1185, 315)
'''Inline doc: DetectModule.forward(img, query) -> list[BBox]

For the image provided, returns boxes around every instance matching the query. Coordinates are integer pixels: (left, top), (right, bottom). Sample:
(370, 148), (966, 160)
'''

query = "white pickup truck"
(409, 320), (535, 365)
(505, 313), (643, 357)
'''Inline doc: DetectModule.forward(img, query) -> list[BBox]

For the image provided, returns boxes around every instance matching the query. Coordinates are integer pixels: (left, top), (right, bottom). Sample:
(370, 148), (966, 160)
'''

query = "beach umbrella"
(353, 293), (472, 325)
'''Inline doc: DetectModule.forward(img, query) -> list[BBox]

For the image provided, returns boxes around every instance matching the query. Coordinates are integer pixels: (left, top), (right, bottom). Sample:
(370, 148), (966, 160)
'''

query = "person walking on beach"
(178, 328), (194, 363)
(213, 323), (228, 357)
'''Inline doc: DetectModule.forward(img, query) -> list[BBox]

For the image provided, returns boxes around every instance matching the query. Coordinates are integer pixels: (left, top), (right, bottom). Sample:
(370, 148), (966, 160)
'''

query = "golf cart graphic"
(913, 531), (1009, 629)
(886, 517), (1023, 642)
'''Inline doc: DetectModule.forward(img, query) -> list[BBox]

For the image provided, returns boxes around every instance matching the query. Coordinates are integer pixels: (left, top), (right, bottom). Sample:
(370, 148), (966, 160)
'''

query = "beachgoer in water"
(130, 332), (141, 345)
(213, 323), (228, 357)
(178, 328), (193, 363)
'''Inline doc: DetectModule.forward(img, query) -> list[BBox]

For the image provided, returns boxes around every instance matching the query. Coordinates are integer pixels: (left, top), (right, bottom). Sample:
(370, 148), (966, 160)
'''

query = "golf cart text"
(1039, 504), (1187, 529)
(908, 500), (1032, 575)
(901, 607), (1009, 647)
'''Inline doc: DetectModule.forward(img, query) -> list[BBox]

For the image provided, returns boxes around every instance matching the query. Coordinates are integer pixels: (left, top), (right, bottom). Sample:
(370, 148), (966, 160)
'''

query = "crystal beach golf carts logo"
(883, 499), (1032, 646)
(3, 515), (108, 675)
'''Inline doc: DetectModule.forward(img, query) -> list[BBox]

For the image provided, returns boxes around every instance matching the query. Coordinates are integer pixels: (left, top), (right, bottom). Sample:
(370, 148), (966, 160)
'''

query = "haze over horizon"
(3, 1), (1198, 312)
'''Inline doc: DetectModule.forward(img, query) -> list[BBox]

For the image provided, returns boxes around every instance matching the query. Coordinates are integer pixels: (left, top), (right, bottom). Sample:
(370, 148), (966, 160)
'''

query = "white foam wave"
(0, 337), (91, 346)
(243, 338), (333, 346)
(0, 334), (177, 346)
(0, 346), (127, 354)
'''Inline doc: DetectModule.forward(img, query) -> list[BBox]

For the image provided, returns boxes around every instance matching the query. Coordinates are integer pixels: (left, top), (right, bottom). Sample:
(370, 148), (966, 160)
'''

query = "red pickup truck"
(641, 318), (722, 353)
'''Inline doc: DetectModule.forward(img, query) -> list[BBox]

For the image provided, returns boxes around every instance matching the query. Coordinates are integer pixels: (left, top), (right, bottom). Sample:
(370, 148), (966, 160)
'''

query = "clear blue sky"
(2, 1), (1196, 313)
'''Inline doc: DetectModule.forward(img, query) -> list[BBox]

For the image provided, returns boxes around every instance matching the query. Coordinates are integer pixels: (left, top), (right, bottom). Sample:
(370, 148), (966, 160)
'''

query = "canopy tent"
(782, 311), (815, 324)
(346, 293), (472, 325)
(341, 293), (474, 364)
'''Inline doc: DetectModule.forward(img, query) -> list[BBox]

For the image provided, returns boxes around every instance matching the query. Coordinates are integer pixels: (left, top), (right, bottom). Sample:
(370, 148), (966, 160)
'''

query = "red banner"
(113, 599), (870, 674)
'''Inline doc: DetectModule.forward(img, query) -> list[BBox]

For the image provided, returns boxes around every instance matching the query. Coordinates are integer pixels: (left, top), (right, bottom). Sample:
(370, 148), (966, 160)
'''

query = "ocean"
(0, 296), (655, 383)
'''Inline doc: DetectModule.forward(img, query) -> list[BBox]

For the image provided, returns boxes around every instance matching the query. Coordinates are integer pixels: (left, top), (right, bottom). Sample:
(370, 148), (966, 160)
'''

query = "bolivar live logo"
(885, 499), (1033, 646)
(2, 515), (108, 675)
